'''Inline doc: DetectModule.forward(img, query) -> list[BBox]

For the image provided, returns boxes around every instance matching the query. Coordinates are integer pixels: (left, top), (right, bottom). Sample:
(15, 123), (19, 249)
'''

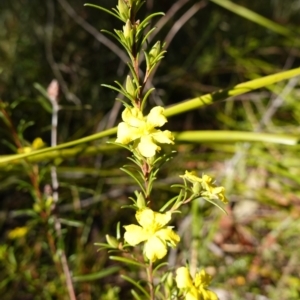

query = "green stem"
(147, 261), (155, 300)
(191, 199), (200, 276)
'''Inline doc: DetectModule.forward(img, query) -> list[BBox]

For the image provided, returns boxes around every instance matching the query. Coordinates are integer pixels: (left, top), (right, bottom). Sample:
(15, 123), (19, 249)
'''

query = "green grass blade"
(0, 144), (118, 169)
(164, 67), (300, 118)
(210, 0), (293, 38)
(1, 67), (300, 164)
(0, 127), (117, 163)
(174, 131), (298, 145)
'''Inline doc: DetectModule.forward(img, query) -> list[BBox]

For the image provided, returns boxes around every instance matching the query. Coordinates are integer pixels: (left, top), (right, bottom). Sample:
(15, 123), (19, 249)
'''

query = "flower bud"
(45, 196), (53, 209)
(166, 272), (173, 288)
(192, 182), (201, 195)
(117, 0), (130, 21)
(136, 192), (146, 209)
(123, 19), (132, 39)
(32, 137), (45, 150)
(33, 203), (41, 213)
(106, 234), (119, 248)
(125, 75), (135, 97)
(149, 41), (161, 64)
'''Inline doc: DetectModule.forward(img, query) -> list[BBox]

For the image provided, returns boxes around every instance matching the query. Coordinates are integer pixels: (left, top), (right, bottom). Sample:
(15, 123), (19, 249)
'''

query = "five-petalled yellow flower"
(176, 267), (218, 300)
(116, 106), (174, 157)
(124, 208), (180, 262)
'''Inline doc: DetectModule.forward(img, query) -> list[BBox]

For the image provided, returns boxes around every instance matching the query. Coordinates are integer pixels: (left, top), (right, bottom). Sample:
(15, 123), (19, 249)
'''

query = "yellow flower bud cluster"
(18, 137), (45, 154)
(8, 226), (28, 240)
(180, 171), (228, 204)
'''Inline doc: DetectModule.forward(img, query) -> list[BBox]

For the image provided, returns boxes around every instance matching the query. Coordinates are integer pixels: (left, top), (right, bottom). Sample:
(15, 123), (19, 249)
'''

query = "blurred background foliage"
(1, 0), (300, 299)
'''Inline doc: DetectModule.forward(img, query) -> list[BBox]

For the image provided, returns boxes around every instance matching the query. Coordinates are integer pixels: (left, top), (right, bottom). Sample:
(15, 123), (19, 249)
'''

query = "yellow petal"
(144, 235), (167, 261)
(32, 137), (45, 149)
(201, 269), (213, 285)
(194, 269), (212, 289)
(19, 147), (32, 154)
(185, 287), (200, 300)
(154, 211), (172, 228)
(199, 288), (219, 300)
(176, 267), (194, 289)
(213, 187), (228, 204)
(8, 226), (28, 239)
(202, 174), (213, 184)
(136, 208), (155, 228)
(136, 208), (171, 230)
(138, 136), (160, 157)
(124, 225), (149, 245)
(116, 122), (133, 144)
(116, 122), (141, 144)
(180, 171), (202, 184)
(122, 107), (144, 127)
(152, 130), (174, 144)
(146, 106), (167, 127)
(156, 228), (180, 247)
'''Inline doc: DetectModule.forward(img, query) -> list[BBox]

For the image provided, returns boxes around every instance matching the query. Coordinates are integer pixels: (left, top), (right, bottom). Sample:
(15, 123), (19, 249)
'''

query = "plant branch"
(47, 78), (77, 300)
(57, 0), (128, 64)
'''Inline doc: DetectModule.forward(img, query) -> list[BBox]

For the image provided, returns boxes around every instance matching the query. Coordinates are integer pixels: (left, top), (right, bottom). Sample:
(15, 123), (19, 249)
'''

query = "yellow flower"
(176, 267), (219, 300)
(8, 226), (28, 239)
(201, 175), (228, 204)
(116, 106), (174, 157)
(180, 171), (202, 184)
(180, 171), (228, 204)
(18, 137), (45, 154)
(124, 208), (180, 262)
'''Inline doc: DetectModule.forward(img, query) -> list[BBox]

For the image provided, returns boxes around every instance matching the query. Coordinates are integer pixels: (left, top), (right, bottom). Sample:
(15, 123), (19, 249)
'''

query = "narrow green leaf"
(0, 277), (12, 290)
(197, 197), (227, 214)
(141, 88), (155, 111)
(101, 83), (130, 100)
(141, 27), (157, 46)
(153, 262), (169, 274)
(131, 289), (143, 300)
(144, 50), (151, 72)
(9, 209), (37, 218)
(94, 242), (112, 249)
(109, 256), (145, 268)
(121, 275), (150, 297)
(84, 4), (122, 21)
(126, 157), (143, 169)
(127, 62), (140, 86)
(159, 195), (179, 212)
(72, 266), (120, 282)
(138, 12), (165, 31)
(120, 168), (146, 193)
(58, 218), (83, 227)
(33, 83), (53, 113)
(116, 221), (121, 240)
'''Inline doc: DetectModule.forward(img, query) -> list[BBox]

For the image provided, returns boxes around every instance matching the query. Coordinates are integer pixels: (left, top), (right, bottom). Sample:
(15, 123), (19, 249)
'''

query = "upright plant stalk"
(47, 79), (77, 300)
(89, 1), (227, 299)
